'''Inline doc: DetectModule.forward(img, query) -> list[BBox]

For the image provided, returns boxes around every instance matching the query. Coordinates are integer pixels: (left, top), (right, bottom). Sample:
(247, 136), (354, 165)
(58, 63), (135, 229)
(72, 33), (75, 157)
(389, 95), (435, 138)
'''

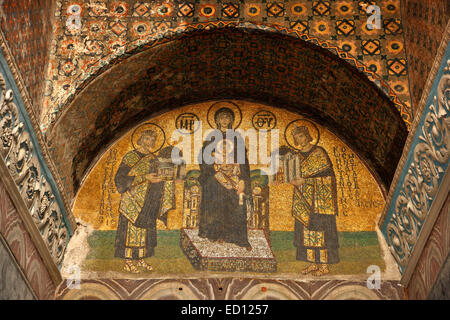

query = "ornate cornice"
(0, 157), (62, 285)
(0, 31), (38, 121)
(0, 29), (76, 229)
(379, 21), (450, 228)
(401, 170), (449, 286)
(378, 20), (450, 275)
(0, 65), (69, 275)
(0, 42), (72, 282)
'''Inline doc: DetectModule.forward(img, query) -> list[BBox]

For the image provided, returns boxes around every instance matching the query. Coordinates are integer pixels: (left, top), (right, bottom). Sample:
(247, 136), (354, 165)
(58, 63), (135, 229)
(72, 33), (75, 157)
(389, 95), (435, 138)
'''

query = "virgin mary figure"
(114, 129), (175, 273)
(197, 105), (252, 250)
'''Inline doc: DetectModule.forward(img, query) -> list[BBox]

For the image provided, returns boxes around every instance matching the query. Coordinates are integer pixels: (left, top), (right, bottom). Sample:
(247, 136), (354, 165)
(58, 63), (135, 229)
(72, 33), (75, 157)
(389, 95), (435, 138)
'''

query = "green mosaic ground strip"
(270, 230), (380, 250)
(84, 230), (385, 275)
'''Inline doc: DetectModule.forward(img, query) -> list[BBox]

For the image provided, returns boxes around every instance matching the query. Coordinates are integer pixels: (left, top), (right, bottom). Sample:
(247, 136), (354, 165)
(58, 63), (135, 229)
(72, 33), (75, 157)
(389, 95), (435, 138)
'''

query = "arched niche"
(65, 100), (400, 281)
(46, 28), (407, 204)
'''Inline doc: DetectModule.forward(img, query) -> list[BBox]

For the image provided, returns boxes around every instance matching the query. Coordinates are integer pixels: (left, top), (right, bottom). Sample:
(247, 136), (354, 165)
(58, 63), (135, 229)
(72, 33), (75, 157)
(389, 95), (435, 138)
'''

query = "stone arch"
(42, 22), (412, 131)
(239, 282), (304, 300)
(46, 27), (408, 204)
(322, 284), (381, 300)
(138, 281), (200, 300)
(60, 282), (120, 300)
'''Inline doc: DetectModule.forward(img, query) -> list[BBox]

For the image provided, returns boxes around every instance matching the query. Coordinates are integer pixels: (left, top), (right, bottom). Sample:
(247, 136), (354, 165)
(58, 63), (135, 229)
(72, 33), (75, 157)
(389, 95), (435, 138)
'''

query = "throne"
(180, 169), (277, 273)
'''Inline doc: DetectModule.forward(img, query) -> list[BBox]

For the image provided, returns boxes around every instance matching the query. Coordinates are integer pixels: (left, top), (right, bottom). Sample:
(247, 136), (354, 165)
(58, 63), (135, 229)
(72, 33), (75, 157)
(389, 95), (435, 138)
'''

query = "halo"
(131, 122), (166, 153)
(207, 101), (242, 130)
(284, 119), (321, 151)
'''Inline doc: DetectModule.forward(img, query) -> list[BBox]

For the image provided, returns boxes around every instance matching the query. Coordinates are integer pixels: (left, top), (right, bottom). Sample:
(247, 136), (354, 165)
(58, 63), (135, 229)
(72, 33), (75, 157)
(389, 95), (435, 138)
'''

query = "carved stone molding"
(0, 30), (76, 230)
(380, 22), (450, 275)
(0, 68), (70, 277)
(379, 21), (450, 229)
(385, 80), (449, 267)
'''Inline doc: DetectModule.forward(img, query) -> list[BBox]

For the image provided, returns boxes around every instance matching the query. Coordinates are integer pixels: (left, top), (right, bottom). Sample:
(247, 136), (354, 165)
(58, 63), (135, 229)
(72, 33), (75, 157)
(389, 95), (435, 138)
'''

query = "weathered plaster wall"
(380, 29), (449, 274)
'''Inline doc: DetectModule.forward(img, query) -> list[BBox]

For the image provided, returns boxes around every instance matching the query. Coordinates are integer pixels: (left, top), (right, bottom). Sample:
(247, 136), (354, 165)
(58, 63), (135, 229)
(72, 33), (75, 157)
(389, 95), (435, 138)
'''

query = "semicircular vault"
(47, 28), (408, 204)
(66, 100), (400, 280)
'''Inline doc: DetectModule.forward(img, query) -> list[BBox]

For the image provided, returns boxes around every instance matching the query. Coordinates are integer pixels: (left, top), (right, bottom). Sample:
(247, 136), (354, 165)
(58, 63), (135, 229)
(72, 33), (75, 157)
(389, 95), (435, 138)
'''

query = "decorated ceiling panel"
(46, 29), (408, 203)
(42, 0), (412, 132)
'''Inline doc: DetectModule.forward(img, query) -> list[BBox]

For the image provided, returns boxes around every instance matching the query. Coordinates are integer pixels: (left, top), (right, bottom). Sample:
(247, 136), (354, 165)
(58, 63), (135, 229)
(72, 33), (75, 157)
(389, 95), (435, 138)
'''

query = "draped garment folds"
(198, 130), (252, 247)
(291, 146), (339, 264)
(114, 150), (175, 259)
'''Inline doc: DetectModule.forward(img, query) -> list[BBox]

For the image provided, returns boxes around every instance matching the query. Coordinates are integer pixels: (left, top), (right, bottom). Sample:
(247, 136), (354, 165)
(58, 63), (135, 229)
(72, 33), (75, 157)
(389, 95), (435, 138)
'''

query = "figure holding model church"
(113, 123), (178, 273)
(284, 120), (340, 276)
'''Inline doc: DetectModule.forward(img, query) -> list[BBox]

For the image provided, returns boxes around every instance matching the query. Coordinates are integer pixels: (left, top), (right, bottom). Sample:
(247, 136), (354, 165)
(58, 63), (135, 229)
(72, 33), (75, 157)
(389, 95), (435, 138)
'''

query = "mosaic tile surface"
(401, 0), (449, 114)
(46, 31), (408, 203)
(42, 0), (412, 131)
(183, 229), (274, 259)
(0, 0), (56, 115)
(67, 101), (396, 279)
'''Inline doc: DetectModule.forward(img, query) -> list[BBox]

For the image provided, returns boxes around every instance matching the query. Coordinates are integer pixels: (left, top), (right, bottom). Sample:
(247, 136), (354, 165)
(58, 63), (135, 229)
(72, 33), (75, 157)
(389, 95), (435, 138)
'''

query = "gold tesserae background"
(73, 100), (385, 232)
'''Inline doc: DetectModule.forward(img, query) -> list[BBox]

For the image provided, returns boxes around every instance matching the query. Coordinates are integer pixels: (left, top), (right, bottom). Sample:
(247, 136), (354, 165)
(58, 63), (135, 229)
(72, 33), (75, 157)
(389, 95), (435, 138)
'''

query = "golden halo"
(131, 122), (166, 153)
(207, 101), (242, 130)
(284, 119), (321, 151)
